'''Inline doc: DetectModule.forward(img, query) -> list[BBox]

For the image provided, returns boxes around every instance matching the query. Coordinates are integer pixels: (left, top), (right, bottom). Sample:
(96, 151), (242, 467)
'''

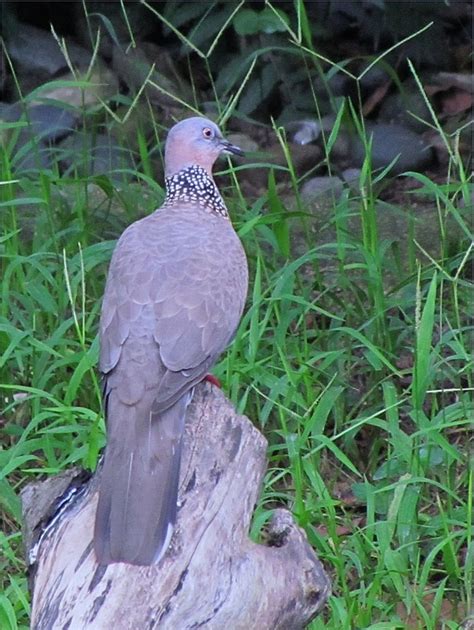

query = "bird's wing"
(99, 209), (248, 409)
(95, 208), (247, 564)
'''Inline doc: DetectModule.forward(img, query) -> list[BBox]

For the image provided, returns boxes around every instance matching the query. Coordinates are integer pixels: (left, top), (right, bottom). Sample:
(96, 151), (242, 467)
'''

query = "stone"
(58, 132), (133, 184)
(287, 119), (322, 145)
(31, 65), (119, 109)
(341, 168), (362, 192)
(225, 132), (259, 154)
(378, 83), (432, 132)
(350, 122), (434, 173)
(6, 22), (91, 78)
(300, 176), (344, 203)
(4, 102), (77, 144)
(112, 43), (193, 108)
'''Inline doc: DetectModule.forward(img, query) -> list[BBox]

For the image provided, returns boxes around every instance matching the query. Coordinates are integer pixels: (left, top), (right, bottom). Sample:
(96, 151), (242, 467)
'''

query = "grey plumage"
(94, 118), (248, 565)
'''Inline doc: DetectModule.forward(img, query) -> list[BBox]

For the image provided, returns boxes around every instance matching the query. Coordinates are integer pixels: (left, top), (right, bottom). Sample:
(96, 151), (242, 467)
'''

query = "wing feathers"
(94, 392), (190, 565)
(95, 208), (248, 565)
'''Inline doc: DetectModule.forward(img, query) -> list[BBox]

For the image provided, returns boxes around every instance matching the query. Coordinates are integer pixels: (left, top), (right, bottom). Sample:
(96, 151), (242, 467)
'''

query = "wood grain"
(23, 384), (330, 629)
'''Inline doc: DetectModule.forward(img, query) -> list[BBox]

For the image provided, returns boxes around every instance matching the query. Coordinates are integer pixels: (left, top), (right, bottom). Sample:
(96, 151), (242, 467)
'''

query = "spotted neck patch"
(163, 165), (229, 218)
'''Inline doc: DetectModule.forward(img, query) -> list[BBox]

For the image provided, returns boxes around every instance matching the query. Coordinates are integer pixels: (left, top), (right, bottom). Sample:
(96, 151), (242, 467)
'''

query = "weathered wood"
(23, 384), (330, 629)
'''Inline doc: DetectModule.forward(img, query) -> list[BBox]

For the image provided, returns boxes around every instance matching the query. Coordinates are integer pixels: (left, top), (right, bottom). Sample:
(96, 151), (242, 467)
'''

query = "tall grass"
(1, 2), (472, 628)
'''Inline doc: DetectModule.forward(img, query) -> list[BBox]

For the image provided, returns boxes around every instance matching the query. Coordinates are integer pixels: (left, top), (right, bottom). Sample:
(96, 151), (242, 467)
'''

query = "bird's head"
(164, 117), (243, 177)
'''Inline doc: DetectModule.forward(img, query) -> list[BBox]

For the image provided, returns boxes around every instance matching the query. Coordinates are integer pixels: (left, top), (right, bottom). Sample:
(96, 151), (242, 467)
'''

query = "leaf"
(0, 594), (18, 630)
(0, 478), (22, 523)
(373, 456), (407, 481)
(233, 7), (289, 36)
(312, 434), (360, 476)
(0, 323), (29, 370)
(413, 271), (437, 410)
(233, 9), (263, 35)
(259, 7), (290, 34)
(25, 280), (57, 314)
(88, 12), (123, 49)
(267, 169), (290, 258)
(238, 63), (278, 115)
(64, 337), (99, 406)
(303, 385), (344, 439)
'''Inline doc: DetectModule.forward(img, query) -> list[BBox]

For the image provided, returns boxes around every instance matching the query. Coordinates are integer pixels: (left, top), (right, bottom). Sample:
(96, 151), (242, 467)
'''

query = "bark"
(22, 384), (331, 629)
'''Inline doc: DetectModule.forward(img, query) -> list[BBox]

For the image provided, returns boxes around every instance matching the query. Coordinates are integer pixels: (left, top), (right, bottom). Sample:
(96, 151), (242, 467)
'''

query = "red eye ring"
(202, 127), (213, 139)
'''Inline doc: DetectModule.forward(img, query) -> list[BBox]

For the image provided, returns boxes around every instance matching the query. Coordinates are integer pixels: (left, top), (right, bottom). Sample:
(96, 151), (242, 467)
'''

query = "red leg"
(203, 374), (221, 388)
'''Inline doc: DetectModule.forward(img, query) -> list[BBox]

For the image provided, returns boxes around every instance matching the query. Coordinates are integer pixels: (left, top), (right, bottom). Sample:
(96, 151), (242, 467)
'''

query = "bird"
(94, 116), (248, 566)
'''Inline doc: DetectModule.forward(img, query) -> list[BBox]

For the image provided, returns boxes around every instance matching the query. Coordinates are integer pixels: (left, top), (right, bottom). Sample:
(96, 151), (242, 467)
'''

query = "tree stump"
(22, 384), (331, 629)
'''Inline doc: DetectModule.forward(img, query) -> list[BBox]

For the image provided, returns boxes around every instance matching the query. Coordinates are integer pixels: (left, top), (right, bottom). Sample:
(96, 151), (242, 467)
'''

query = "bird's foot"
(204, 374), (221, 388)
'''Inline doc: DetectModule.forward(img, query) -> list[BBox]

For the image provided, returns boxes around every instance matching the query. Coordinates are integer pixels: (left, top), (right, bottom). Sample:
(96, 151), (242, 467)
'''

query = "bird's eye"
(202, 127), (213, 139)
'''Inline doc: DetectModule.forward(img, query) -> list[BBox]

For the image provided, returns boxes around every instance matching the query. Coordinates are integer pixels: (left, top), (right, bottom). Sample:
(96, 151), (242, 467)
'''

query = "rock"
(341, 168), (361, 183)
(286, 120), (322, 145)
(225, 133), (258, 154)
(73, 2), (156, 58)
(4, 102), (77, 144)
(300, 176), (344, 203)
(287, 191), (464, 283)
(325, 72), (350, 97)
(282, 141), (323, 175)
(329, 129), (352, 162)
(350, 123), (433, 173)
(378, 83), (432, 132)
(435, 72), (474, 94)
(58, 132), (134, 184)
(9, 140), (52, 174)
(6, 23), (91, 79)
(0, 47), (7, 94)
(112, 43), (193, 108)
(285, 116), (351, 163)
(1, 102), (77, 174)
(0, 102), (10, 119)
(240, 141), (322, 192)
(22, 104), (76, 142)
(285, 115), (338, 146)
(341, 168), (362, 192)
(112, 102), (159, 152)
(359, 64), (391, 93)
(31, 65), (119, 109)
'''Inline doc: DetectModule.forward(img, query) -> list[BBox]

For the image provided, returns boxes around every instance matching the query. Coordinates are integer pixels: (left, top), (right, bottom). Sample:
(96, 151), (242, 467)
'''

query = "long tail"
(94, 392), (190, 565)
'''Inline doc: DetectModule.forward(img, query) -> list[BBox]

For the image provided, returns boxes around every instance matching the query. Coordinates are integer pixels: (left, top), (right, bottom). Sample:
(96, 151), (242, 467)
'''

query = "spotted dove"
(94, 117), (248, 565)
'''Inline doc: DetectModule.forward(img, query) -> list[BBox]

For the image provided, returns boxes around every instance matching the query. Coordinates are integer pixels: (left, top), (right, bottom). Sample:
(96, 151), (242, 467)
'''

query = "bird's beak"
(220, 140), (245, 157)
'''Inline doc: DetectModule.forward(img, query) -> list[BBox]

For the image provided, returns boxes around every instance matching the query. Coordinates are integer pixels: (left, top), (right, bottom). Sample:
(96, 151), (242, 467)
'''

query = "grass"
(1, 3), (473, 629)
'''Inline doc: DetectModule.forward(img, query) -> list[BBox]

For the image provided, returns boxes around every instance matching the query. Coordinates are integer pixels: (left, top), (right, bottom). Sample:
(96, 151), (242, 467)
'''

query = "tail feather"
(94, 393), (190, 565)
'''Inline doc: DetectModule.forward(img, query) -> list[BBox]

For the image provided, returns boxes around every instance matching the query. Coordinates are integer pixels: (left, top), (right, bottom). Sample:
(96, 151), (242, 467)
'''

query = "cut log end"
(22, 384), (331, 629)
